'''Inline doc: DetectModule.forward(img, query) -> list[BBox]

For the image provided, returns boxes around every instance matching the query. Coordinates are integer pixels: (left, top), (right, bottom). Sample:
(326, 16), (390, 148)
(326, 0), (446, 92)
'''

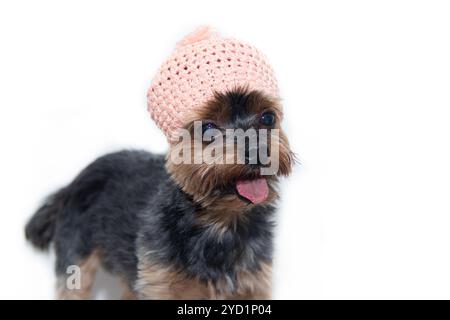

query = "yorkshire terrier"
(25, 27), (294, 299)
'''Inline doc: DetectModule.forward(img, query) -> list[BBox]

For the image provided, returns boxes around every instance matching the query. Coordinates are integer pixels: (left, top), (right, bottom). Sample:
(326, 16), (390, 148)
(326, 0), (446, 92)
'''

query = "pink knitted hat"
(147, 26), (279, 141)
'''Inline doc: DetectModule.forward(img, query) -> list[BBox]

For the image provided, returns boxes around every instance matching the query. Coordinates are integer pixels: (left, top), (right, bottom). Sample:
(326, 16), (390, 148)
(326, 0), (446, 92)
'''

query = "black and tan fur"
(25, 88), (294, 299)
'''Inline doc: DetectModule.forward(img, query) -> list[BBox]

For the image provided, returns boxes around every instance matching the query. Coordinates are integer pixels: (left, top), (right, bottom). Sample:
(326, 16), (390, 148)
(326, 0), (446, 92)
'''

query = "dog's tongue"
(236, 178), (269, 204)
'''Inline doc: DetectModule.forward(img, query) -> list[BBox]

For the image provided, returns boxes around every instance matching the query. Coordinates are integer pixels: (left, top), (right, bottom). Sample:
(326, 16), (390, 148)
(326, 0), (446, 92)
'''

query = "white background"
(1, 0), (449, 299)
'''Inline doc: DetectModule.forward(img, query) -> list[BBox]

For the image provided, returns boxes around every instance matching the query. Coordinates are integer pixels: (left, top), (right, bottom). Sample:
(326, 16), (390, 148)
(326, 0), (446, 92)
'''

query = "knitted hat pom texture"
(147, 26), (279, 141)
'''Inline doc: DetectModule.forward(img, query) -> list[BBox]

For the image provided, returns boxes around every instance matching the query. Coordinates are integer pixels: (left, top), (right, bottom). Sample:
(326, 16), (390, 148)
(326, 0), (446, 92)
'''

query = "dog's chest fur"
(135, 180), (275, 298)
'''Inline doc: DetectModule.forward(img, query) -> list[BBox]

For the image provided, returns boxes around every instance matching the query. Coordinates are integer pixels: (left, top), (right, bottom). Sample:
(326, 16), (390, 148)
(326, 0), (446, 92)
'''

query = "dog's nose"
(245, 145), (259, 164)
(245, 141), (270, 165)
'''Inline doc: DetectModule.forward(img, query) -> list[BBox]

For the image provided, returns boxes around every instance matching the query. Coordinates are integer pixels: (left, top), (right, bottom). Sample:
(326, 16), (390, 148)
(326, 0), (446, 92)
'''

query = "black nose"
(244, 141), (270, 165)
(245, 145), (259, 164)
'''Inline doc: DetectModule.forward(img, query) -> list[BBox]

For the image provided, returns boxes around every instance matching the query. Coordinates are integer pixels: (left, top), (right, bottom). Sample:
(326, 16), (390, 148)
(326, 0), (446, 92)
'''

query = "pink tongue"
(236, 178), (269, 204)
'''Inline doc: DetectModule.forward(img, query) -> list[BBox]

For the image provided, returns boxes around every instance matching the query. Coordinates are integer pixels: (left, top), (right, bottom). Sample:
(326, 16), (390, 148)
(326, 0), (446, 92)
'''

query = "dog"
(25, 27), (294, 299)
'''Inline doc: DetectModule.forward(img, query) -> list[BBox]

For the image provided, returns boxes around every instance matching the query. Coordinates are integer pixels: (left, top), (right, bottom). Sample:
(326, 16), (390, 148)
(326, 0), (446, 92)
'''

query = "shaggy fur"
(25, 88), (294, 299)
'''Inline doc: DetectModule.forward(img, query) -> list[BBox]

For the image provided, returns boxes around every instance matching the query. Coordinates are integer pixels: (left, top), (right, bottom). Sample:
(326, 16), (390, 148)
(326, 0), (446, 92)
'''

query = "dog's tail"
(25, 187), (68, 250)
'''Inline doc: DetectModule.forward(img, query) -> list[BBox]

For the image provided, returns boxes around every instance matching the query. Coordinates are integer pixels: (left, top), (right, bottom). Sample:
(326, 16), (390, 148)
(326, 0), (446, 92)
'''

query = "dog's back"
(25, 150), (168, 298)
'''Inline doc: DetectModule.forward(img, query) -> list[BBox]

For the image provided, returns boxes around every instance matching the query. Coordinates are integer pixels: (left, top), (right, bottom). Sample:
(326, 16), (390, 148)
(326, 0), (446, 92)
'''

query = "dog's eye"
(260, 111), (276, 127)
(202, 122), (218, 135)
